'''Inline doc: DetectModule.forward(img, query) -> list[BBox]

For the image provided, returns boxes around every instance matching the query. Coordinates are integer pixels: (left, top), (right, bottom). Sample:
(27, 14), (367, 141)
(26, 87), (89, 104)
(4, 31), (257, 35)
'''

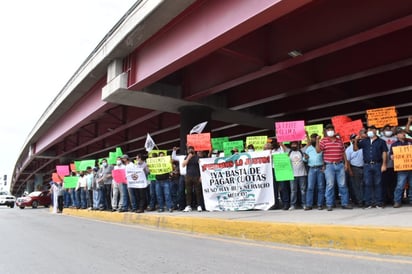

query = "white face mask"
(248, 149), (254, 152)
(384, 131), (393, 137)
(102, 162), (108, 167)
(367, 131), (375, 138)
(326, 130), (335, 137)
(116, 160), (122, 166)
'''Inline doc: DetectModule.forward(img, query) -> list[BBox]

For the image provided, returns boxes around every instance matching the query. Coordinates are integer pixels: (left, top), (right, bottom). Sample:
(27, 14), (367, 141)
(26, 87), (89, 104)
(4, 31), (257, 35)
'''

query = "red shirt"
(319, 137), (345, 163)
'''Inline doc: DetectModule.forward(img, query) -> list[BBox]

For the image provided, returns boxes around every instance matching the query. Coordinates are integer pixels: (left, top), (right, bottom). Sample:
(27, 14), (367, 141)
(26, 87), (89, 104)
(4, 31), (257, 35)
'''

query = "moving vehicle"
(0, 191), (16, 208)
(16, 190), (51, 209)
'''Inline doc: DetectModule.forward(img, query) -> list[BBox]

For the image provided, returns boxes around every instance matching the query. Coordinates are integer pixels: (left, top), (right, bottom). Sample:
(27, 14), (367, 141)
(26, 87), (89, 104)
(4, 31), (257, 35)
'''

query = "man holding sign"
(390, 128), (412, 208)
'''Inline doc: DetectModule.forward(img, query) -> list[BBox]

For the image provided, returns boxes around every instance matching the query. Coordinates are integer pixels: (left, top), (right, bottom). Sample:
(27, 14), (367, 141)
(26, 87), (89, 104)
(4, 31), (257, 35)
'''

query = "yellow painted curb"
(62, 208), (412, 256)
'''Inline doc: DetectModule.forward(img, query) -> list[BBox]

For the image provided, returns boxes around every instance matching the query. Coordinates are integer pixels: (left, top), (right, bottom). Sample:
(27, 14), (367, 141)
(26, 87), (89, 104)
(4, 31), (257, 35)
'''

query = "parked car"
(16, 190), (51, 209)
(0, 191), (16, 208)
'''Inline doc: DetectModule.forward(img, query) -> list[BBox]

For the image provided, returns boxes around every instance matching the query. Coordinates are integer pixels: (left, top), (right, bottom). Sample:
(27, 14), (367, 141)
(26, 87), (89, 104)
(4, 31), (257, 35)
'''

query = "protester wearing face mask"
(353, 125), (388, 209)
(97, 159), (114, 211)
(380, 124), (398, 206)
(247, 144), (255, 152)
(316, 124), (352, 211)
(112, 156), (128, 212)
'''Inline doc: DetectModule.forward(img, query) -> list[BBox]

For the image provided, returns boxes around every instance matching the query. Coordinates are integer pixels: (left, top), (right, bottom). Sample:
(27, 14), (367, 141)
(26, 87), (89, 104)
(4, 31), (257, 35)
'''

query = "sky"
(0, 0), (137, 191)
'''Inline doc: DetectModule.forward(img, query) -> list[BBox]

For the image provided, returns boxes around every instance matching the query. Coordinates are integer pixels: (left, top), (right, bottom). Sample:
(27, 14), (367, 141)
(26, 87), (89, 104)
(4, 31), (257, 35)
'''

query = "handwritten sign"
(211, 137), (229, 151)
(70, 163), (76, 172)
(112, 168), (127, 183)
(305, 124), (324, 138)
(187, 133), (212, 151)
(222, 140), (244, 156)
(366, 106), (398, 128)
(393, 145), (412, 171)
(56, 165), (70, 176)
(52, 173), (62, 183)
(146, 156), (173, 175)
(246, 136), (268, 151)
(63, 176), (78, 188)
(332, 115), (352, 135)
(339, 119), (364, 143)
(275, 121), (306, 142)
(272, 153), (294, 181)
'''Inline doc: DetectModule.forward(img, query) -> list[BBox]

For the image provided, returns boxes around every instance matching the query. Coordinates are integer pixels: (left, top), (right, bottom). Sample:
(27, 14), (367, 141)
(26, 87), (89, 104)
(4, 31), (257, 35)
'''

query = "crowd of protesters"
(52, 116), (412, 213)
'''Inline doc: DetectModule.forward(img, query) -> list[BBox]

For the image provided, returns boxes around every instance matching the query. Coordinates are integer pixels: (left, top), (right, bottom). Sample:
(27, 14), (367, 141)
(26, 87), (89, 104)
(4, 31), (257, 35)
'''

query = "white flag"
(145, 133), (156, 152)
(189, 121), (208, 134)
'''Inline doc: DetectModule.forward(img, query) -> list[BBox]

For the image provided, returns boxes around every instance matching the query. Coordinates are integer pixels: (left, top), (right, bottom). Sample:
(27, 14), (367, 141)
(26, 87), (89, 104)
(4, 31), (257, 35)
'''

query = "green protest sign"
(211, 137), (229, 151)
(272, 153), (294, 181)
(222, 140), (244, 156)
(63, 176), (78, 188)
(78, 159), (96, 171)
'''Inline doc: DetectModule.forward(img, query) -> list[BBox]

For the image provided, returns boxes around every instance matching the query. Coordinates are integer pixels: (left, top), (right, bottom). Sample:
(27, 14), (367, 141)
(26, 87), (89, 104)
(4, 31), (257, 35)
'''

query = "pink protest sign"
(112, 168), (127, 183)
(275, 121), (306, 142)
(56, 165), (70, 176)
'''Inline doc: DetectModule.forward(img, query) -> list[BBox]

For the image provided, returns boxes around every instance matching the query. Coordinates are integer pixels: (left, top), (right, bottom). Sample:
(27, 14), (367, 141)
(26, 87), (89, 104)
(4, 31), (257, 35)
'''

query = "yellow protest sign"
(305, 124), (323, 138)
(146, 156), (173, 175)
(246, 135), (268, 151)
(366, 106), (398, 128)
(393, 145), (412, 171)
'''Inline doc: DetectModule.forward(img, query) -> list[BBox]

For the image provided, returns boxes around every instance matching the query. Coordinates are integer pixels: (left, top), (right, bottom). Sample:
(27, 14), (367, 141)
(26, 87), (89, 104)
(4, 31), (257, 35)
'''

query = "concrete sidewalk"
(62, 206), (412, 256)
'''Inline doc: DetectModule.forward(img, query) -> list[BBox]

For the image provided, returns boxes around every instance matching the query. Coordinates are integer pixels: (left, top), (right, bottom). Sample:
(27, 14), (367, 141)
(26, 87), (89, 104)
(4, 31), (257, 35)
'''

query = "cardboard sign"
(245, 136), (268, 151)
(112, 168), (127, 183)
(146, 156), (173, 175)
(366, 106), (398, 128)
(393, 145), (412, 171)
(52, 173), (63, 183)
(332, 115), (352, 135)
(70, 163), (76, 172)
(305, 124), (324, 138)
(211, 137), (229, 151)
(187, 133), (212, 151)
(56, 165), (70, 176)
(275, 121), (306, 142)
(63, 176), (79, 188)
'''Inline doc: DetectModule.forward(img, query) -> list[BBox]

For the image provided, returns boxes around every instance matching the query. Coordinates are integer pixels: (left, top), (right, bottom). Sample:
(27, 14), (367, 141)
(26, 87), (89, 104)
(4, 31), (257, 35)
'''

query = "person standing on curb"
(316, 124), (353, 211)
(182, 146), (203, 212)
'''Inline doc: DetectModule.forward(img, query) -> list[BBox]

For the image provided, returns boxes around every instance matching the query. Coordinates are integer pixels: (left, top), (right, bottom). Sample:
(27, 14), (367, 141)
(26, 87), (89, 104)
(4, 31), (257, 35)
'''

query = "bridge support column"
(178, 106), (211, 154)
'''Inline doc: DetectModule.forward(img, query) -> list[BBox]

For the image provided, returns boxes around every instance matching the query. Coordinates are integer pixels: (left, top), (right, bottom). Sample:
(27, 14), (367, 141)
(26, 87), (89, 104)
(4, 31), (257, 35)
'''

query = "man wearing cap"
(390, 128), (412, 208)
(316, 124), (352, 211)
(354, 125), (388, 209)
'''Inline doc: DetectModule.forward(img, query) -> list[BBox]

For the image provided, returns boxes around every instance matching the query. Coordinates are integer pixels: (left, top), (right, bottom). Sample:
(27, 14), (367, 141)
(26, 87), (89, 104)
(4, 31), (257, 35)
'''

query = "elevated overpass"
(11, 0), (412, 195)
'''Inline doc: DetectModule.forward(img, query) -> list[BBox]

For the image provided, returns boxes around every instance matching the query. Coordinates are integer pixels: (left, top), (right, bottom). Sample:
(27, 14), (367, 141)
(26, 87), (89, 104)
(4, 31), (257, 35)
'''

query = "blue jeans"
(348, 166), (363, 205)
(77, 187), (87, 208)
(290, 176), (306, 207)
(324, 162), (349, 207)
(149, 181), (158, 209)
(306, 167), (325, 207)
(156, 180), (172, 210)
(93, 189), (101, 209)
(363, 163), (383, 206)
(63, 189), (71, 208)
(119, 183), (129, 210)
(278, 181), (290, 208)
(70, 189), (78, 207)
(394, 171), (412, 204)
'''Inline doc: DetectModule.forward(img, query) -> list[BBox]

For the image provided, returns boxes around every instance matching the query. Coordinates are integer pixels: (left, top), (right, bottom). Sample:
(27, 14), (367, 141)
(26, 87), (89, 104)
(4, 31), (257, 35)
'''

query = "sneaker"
(158, 209), (164, 213)
(288, 206), (295, 211)
(393, 203), (401, 208)
(304, 206), (312, 211)
(327, 206), (333, 211)
(375, 205), (384, 209)
(317, 205), (323, 210)
(168, 208), (173, 213)
(183, 206), (192, 212)
(341, 205), (353, 209)
(197, 206), (202, 212)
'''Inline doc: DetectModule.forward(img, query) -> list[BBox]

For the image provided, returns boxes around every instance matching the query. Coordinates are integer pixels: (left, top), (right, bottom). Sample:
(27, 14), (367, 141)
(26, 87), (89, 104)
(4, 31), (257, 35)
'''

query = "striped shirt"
(319, 137), (345, 163)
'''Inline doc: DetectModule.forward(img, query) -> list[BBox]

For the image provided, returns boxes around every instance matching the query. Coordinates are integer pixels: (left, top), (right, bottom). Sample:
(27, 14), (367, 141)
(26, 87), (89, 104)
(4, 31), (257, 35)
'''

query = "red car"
(16, 190), (51, 209)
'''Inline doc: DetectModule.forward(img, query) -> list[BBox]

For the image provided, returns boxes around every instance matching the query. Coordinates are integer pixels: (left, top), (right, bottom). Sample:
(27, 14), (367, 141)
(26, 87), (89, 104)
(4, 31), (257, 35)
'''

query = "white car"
(0, 191), (16, 208)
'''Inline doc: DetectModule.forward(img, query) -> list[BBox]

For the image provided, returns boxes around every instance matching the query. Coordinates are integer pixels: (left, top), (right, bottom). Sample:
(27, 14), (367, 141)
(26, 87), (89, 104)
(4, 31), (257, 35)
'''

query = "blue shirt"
(358, 137), (388, 163)
(345, 143), (363, 167)
(304, 145), (323, 167)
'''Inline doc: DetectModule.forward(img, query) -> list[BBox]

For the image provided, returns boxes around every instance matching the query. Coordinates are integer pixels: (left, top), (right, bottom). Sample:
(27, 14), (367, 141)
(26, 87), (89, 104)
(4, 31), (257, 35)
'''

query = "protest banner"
(56, 165), (70, 177)
(52, 173), (62, 183)
(246, 135), (268, 151)
(199, 151), (274, 211)
(272, 153), (294, 181)
(339, 119), (364, 143)
(112, 168), (126, 183)
(125, 166), (148, 188)
(146, 156), (173, 175)
(187, 133), (212, 151)
(393, 145), (412, 171)
(222, 140), (244, 156)
(366, 106), (398, 128)
(275, 120), (306, 142)
(63, 176), (78, 188)
(211, 137), (229, 151)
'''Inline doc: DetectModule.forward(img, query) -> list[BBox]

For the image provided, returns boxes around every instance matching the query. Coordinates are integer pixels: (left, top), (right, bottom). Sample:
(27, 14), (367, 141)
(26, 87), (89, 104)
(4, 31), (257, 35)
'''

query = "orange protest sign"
(339, 119), (364, 143)
(70, 163), (76, 172)
(366, 106), (398, 128)
(187, 133), (212, 151)
(52, 173), (62, 183)
(393, 145), (412, 171)
(331, 115), (352, 135)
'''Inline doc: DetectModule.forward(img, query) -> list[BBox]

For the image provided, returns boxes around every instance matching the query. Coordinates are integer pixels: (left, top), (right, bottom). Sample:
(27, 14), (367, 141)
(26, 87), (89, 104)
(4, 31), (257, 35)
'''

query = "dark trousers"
(185, 176), (202, 208)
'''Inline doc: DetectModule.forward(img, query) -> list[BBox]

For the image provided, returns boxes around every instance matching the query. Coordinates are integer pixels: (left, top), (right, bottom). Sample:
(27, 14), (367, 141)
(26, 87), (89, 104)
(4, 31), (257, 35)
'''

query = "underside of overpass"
(11, 0), (412, 195)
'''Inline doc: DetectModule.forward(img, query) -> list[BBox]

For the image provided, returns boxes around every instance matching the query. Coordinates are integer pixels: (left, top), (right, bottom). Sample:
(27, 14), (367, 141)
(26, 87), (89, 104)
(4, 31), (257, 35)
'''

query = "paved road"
(1, 207), (412, 274)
